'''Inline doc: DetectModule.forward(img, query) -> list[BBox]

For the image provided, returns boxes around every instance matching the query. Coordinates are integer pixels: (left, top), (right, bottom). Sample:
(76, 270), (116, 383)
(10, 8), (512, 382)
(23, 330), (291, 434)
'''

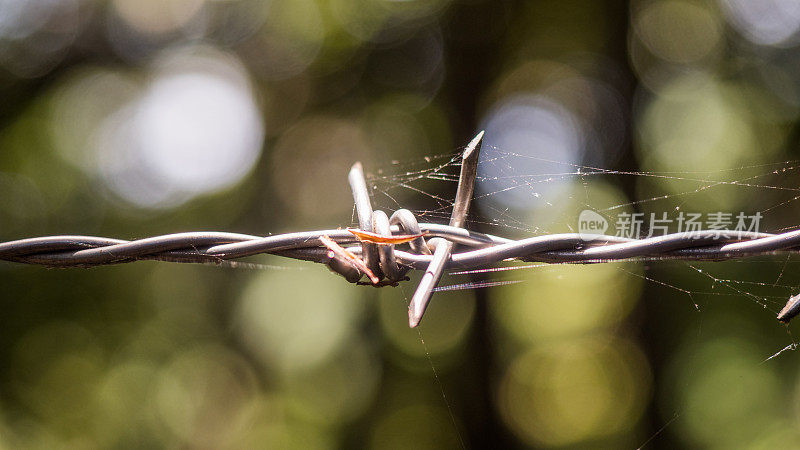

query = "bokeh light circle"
(96, 48), (265, 208)
(634, 1), (722, 65)
(720, 0), (800, 47)
(497, 337), (651, 447)
(234, 259), (367, 374)
(477, 94), (583, 213)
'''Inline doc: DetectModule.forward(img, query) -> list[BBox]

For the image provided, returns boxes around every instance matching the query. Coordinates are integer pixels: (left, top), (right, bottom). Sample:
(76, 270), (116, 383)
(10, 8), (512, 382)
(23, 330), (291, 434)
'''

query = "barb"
(3, 132), (800, 326)
(409, 130), (483, 328)
(778, 294), (800, 323)
(319, 235), (379, 284)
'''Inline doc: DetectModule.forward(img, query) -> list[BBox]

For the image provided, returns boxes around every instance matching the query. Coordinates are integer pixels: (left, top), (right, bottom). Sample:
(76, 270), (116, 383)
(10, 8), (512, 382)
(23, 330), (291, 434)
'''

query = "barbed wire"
(2, 132), (800, 325)
(4, 226), (800, 268)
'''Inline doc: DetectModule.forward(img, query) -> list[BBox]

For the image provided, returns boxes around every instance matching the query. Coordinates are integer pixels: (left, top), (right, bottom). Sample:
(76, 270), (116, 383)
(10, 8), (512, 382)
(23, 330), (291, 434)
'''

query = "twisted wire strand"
(0, 226), (798, 269)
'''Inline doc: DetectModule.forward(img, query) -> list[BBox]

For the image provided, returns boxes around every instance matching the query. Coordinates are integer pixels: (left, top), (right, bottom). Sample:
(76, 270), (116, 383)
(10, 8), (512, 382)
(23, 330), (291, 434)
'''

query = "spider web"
(365, 145), (800, 354)
(360, 144), (800, 448)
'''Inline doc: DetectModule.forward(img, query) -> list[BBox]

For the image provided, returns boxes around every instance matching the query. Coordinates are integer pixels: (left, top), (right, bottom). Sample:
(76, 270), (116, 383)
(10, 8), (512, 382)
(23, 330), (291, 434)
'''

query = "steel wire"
(1, 226), (798, 269)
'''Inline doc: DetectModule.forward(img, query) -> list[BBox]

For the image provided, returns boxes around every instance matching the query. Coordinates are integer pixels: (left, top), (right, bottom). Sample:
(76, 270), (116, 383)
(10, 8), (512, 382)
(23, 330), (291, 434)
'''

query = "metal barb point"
(778, 293), (800, 324)
(348, 162), (382, 281)
(408, 131), (484, 328)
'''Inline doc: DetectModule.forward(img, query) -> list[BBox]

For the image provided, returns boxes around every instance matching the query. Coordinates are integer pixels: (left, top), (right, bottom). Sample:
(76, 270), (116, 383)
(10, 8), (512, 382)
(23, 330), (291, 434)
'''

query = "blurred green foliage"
(2, 0), (800, 448)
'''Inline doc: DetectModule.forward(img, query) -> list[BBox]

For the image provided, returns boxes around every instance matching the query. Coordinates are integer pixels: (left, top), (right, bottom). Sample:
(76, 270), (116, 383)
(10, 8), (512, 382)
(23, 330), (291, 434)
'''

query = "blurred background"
(3, 0), (800, 448)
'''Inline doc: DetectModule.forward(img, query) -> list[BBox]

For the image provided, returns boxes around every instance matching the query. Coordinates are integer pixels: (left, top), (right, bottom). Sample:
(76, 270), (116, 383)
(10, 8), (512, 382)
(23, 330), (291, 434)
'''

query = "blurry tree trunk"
(438, 0), (664, 447)
(440, 1), (521, 447)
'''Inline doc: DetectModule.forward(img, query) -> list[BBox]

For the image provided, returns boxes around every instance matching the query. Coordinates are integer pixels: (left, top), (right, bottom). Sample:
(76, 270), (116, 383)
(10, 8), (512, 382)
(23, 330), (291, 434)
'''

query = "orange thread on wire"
(347, 228), (429, 245)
